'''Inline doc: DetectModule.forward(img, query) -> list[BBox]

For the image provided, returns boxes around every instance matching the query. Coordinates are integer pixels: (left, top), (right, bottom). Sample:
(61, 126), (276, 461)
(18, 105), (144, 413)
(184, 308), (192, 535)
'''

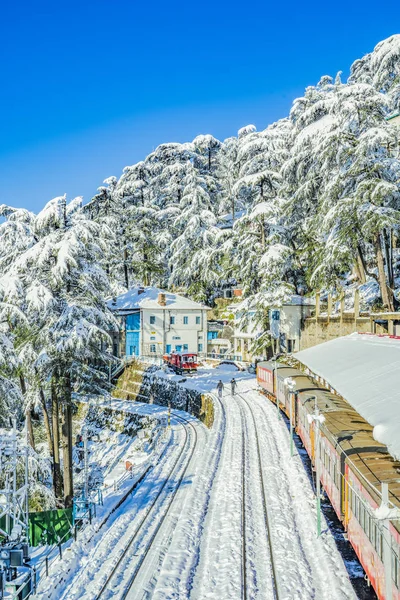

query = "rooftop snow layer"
(108, 286), (210, 312)
(294, 332), (400, 460)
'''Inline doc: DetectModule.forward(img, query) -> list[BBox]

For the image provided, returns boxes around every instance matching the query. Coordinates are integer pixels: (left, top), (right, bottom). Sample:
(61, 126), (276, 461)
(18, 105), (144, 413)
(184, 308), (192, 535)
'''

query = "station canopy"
(294, 333), (400, 460)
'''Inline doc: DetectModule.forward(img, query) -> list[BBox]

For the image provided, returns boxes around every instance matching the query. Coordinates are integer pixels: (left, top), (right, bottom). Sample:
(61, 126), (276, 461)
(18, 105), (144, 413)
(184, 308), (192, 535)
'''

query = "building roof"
(294, 333), (400, 460)
(108, 286), (210, 313)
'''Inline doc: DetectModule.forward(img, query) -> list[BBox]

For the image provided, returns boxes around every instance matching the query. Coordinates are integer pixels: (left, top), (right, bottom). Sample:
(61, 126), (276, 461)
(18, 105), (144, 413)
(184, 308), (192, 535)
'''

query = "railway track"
(232, 389), (280, 600)
(94, 413), (198, 600)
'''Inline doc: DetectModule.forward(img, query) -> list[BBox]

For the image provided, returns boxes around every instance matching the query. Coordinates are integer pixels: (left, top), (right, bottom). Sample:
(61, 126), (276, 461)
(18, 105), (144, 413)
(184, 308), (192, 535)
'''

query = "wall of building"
(298, 291), (400, 350)
(141, 307), (207, 356)
(300, 315), (374, 350)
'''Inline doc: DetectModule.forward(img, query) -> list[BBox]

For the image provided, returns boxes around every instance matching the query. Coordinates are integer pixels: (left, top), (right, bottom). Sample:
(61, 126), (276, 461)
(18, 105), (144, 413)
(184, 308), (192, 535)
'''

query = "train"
(163, 351), (199, 374)
(257, 360), (400, 600)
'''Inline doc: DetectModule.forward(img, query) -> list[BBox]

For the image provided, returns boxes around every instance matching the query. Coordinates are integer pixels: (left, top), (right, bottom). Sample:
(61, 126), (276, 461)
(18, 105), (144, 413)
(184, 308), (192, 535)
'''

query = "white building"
(108, 287), (210, 358)
(269, 295), (315, 354)
(231, 295), (315, 360)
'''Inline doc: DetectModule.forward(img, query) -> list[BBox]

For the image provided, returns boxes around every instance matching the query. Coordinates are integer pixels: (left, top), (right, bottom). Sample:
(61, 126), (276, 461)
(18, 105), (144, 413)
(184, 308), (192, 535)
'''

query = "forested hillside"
(0, 35), (400, 507)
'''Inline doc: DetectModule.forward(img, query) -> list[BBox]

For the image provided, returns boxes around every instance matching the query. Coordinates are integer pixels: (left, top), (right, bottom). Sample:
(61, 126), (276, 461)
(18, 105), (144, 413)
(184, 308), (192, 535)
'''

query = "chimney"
(158, 292), (166, 306)
(138, 286), (145, 295)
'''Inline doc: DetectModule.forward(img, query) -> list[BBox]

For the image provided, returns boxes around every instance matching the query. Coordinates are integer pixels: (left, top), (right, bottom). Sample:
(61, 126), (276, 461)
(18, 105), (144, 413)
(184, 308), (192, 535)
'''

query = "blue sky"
(0, 0), (398, 212)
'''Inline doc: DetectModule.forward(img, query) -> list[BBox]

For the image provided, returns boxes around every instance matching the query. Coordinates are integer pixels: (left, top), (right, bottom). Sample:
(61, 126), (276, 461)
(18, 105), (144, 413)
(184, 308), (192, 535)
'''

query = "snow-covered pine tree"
(1, 197), (117, 506)
(169, 162), (218, 301)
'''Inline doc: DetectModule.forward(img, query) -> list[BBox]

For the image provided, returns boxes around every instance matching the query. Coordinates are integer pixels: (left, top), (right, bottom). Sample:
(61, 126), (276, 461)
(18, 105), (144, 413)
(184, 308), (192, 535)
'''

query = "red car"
(163, 351), (198, 374)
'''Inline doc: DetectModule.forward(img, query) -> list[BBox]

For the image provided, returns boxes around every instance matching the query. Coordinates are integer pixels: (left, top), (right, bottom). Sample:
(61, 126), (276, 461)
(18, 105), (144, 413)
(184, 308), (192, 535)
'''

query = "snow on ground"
(36, 366), (357, 600)
(33, 402), (171, 597)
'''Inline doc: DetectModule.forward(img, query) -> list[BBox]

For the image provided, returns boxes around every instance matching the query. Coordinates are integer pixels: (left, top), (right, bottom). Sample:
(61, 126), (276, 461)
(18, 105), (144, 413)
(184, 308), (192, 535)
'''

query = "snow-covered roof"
(294, 333), (400, 459)
(282, 295), (315, 307)
(108, 287), (210, 312)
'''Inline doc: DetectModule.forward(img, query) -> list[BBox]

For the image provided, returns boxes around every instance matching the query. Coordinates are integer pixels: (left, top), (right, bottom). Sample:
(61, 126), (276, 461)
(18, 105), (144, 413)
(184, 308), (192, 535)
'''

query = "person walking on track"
(230, 377), (237, 396)
(217, 380), (224, 399)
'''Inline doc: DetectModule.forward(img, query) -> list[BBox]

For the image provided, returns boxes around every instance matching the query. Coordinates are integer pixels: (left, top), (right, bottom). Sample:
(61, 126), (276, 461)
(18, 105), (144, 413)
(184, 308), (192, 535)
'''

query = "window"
(172, 336), (181, 340)
(196, 316), (201, 325)
(150, 344), (156, 353)
(166, 344), (171, 353)
(183, 316), (188, 325)
(170, 316), (175, 325)
(150, 316), (156, 324)
(150, 336), (156, 341)
(198, 343), (203, 352)
(392, 547), (399, 588)
(183, 344), (188, 351)
(271, 310), (280, 321)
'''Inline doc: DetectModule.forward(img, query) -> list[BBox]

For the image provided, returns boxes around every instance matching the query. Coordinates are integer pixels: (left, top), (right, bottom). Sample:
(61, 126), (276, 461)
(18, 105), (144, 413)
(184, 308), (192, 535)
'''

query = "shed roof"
(294, 333), (400, 460)
(108, 286), (210, 313)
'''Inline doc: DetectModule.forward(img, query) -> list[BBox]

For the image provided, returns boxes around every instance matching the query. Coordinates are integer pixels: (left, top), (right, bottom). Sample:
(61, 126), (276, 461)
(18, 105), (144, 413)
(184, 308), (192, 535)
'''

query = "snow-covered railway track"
(235, 392), (279, 600)
(95, 414), (198, 600)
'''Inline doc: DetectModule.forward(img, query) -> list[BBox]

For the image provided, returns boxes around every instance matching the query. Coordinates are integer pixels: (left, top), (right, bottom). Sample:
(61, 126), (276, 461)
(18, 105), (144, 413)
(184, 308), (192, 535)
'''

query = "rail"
(95, 413), (198, 599)
(236, 390), (280, 599)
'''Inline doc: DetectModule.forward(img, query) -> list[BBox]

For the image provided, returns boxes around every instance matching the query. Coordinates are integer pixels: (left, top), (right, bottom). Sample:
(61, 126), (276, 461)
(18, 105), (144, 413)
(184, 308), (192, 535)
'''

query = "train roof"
(257, 361), (287, 370)
(295, 333), (400, 461)
(298, 388), (400, 512)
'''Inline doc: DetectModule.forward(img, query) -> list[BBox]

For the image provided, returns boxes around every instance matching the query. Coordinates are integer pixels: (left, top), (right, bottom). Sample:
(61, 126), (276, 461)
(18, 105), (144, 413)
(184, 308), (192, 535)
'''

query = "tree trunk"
(384, 228), (394, 288)
(260, 215), (266, 249)
(39, 387), (53, 458)
(375, 233), (394, 311)
(61, 372), (74, 508)
(123, 248), (129, 289)
(231, 196), (235, 225)
(19, 374), (35, 450)
(51, 379), (63, 500)
(25, 405), (35, 451)
(356, 246), (367, 284)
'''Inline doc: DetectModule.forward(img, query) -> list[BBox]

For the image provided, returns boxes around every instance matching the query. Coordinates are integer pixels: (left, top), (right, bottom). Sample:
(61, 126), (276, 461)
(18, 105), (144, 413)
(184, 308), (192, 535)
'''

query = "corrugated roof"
(108, 287), (211, 312)
(294, 333), (400, 460)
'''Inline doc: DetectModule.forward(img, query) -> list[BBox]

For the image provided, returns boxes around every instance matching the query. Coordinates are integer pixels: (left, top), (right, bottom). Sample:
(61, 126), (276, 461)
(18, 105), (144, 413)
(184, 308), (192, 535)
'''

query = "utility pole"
(285, 378), (296, 457)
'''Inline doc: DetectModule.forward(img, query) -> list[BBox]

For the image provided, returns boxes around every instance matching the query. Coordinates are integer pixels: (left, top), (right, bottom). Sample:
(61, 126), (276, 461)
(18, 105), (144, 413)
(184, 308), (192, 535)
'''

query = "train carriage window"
(392, 547), (399, 588)
(375, 529), (383, 560)
(364, 512), (370, 539)
(355, 495), (360, 521)
(370, 521), (376, 548)
(359, 504), (365, 530)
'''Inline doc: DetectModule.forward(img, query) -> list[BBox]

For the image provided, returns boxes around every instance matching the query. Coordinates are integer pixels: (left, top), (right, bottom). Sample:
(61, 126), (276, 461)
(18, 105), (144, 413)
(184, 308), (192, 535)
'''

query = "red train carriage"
(163, 351), (198, 374)
(256, 360), (400, 600)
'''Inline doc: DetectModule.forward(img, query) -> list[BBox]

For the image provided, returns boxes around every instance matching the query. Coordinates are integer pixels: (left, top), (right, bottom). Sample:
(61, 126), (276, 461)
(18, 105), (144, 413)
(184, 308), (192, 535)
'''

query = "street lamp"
(284, 377), (296, 457)
(306, 395), (325, 537)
